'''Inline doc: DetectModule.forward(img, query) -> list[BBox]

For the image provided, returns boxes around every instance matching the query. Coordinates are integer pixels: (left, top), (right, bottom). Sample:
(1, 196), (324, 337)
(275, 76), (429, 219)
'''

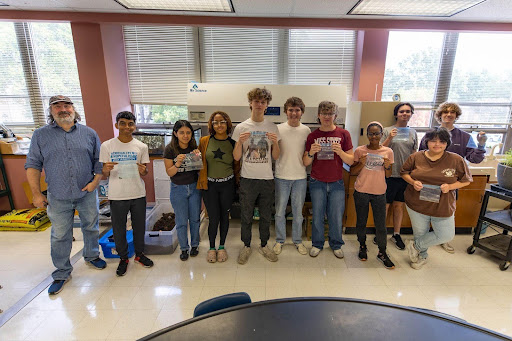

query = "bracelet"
(307, 152), (314, 158)
(384, 166), (391, 170)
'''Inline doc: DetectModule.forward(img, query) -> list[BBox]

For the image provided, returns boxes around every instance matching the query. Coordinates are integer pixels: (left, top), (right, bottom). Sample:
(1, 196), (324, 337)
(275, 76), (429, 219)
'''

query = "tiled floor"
(0, 220), (511, 340)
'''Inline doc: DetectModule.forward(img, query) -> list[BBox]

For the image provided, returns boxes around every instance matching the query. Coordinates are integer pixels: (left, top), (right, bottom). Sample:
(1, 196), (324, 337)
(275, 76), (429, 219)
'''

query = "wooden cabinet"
(344, 175), (487, 232)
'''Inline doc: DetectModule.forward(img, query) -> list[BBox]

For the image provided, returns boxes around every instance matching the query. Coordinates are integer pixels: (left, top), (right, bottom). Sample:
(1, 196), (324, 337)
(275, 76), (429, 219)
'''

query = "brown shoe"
(207, 249), (217, 263)
(217, 249), (228, 262)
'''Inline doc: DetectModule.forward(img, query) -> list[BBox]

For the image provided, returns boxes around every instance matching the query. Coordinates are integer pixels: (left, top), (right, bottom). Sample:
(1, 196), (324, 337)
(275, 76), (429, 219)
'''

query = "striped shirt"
(25, 123), (103, 200)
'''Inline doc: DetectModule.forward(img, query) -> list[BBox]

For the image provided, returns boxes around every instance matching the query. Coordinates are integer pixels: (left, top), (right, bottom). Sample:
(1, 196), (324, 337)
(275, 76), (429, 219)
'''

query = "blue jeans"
(47, 190), (100, 281)
(406, 206), (455, 260)
(309, 178), (345, 250)
(170, 182), (201, 251)
(275, 178), (307, 245)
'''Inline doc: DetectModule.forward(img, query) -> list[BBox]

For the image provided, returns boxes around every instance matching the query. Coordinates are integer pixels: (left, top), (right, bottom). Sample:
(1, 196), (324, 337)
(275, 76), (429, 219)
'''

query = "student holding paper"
(100, 111), (153, 277)
(418, 102), (486, 253)
(401, 127), (472, 270)
(351, 122), (395, 269)
(164, 120), (202, 261)
(379, 102), (418, 250)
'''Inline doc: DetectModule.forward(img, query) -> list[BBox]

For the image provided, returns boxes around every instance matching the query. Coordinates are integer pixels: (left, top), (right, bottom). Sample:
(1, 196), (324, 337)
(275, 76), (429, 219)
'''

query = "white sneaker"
(309, 247), (321, 257)
(407, 240), (419, 263)
(273, 242), (283, 255)
(333, 248), (344, 259)
(258, 245), (278, 262)
(411, 257), (428, 270)
(295, 243), (308, 255)
(441, 243), (455, 254)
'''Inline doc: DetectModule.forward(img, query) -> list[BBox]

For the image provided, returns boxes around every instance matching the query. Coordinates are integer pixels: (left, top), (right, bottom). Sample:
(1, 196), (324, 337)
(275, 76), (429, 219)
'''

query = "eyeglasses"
(428, 139), (448, 145)
(319, 112), (335, 117)
(367, 132), (382, 137)
(212, 120), (227, 126)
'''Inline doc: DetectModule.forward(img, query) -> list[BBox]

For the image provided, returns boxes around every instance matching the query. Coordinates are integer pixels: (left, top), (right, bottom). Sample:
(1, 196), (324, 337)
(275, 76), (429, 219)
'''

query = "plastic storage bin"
(100, 228), (135, 259)
(144, 159), (178, 255)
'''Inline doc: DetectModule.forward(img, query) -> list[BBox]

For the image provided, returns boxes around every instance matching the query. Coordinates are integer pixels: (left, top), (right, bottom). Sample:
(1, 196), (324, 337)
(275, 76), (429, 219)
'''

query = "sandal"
(217, 249), (228, 262)
(207, 250), (217, 263)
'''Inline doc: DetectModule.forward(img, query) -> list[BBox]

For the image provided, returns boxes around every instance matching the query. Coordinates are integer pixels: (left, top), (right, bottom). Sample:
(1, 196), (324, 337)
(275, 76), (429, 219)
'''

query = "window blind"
(288, 29), (356, 102)
(124, 25), (198, 105)
(201, 27), (280, 84)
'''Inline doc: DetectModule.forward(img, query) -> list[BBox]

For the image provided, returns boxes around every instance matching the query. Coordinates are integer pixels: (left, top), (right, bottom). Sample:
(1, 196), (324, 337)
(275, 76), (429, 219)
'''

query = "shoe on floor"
(273, 242), (283, 255)
(411, 257), (428, 270)
(135, 254), (154, 268)
(407, 240), (419, 263)
(207, 249), (217, 263)
(217, 249), (228, 262)
(116, 258), (129, 276)
(333, 248), (344, 259)
(238, 246), (252, 265)
(48, 276), (71, 295)
(358, 245), (368, 261)
(259, 245), (278, 262)
(86, 257), (107, 270)
(180, 250), (189, 261)
(391, 234), (406, 250)
(295, 243), (308, 255)
(190, 247), (199, 257)
(309, 246), (321, 257)
(441, 243), (455, 254)
(377, 252), (395, 269)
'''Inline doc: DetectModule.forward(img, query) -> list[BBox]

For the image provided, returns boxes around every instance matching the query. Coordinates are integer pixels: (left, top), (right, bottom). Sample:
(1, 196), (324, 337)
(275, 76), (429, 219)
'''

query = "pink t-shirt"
(353, 145), (394, 195)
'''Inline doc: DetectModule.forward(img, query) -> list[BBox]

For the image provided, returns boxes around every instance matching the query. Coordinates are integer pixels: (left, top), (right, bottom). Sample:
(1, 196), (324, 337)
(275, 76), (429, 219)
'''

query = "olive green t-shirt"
(206, 136), (235, 179)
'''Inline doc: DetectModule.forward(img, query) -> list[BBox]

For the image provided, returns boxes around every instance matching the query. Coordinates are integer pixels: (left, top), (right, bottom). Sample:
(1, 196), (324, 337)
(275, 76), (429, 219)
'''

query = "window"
(124, 25), (357, 124)
(288, 29), (356, 100)
(201, 27), (281, 84)
(0, 22), (84, 130)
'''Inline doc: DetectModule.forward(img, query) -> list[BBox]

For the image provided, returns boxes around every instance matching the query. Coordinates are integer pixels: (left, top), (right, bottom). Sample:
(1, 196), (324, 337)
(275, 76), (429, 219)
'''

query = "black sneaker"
(190, 247), (199, 257)
(180, 250), (189, 261)
(116, 258), (129, 277)
(373, 236), (377, 245)
(391, 234), (406, 250)
(135, 254), (154, 268)
(377, 252), (395, 270)
(358, 245), (368, 261)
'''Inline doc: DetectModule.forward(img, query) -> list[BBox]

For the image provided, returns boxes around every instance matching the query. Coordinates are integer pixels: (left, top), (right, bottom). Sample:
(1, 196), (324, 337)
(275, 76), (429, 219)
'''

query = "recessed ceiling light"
(348, 0), (487, 17)
(115, 0), (234, 13)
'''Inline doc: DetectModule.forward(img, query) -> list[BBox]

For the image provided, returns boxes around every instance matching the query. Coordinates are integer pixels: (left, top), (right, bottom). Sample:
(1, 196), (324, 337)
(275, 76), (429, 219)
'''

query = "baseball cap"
(49, 95), (73, 106)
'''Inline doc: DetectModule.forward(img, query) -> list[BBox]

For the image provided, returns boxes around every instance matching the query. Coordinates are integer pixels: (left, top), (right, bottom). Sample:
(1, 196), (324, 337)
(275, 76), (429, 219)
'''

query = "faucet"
(488, 143), (503, 160)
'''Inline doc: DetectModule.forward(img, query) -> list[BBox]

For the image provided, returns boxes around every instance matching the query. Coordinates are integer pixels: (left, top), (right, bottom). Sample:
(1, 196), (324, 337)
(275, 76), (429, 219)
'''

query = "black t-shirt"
(163, 144), (198, 185)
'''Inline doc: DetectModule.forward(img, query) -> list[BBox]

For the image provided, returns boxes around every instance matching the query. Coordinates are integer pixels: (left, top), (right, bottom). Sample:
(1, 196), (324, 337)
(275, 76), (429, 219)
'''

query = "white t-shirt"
(232, 118), (280, 180)
(275, 122), (311, 180)
(99, 138), (150, 200)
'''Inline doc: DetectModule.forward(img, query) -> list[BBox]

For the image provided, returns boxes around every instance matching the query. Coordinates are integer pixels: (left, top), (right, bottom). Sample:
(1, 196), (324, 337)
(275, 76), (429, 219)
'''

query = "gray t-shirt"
(381, 125), (418, 178)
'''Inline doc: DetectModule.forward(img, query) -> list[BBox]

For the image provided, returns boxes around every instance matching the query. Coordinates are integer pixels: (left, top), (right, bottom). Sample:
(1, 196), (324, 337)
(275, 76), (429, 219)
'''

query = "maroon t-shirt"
(305, 127), (353, 183)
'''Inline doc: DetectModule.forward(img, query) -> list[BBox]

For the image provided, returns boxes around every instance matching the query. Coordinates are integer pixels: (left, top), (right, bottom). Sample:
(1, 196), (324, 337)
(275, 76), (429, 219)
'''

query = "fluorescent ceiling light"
(0, 2), (9, 6)
(115, 0), (234, 12)
(348, 0), (487, 17)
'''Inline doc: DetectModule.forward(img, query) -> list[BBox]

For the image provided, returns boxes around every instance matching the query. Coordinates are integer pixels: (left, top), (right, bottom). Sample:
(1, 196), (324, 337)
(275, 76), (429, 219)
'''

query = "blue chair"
(193, 292), (251, 317)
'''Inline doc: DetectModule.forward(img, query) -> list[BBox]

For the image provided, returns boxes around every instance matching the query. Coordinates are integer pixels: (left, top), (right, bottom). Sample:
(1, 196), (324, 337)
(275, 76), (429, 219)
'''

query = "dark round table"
(139, 297), (511, 341)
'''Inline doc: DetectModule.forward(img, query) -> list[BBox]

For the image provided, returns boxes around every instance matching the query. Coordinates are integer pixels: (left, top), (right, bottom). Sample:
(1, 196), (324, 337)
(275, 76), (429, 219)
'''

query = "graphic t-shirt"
(401, 151), (473, 217)
(99, 138), (149, 200)
(163, 145), (198, 185)
(381, 125), (418, 178)
(206, 136), (235, 179)
(231, 118), (280, 180)
(305, 127), (353, 183)
(275, 122), (311, 180)
(353, 145), (394, 195)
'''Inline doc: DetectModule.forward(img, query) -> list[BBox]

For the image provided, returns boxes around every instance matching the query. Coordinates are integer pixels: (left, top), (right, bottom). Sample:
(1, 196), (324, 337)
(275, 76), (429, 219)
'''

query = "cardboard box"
(0, 141), (19, 154)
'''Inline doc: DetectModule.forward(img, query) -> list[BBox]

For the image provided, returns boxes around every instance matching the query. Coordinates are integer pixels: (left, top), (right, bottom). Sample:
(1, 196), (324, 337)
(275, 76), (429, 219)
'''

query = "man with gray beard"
(25, 95), (106, 295)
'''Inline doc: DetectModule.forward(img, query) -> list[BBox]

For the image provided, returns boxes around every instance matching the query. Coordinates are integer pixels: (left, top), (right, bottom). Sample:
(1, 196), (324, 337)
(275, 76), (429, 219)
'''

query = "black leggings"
(354, 190), (387, 253)
(202, 179), (235, 249)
